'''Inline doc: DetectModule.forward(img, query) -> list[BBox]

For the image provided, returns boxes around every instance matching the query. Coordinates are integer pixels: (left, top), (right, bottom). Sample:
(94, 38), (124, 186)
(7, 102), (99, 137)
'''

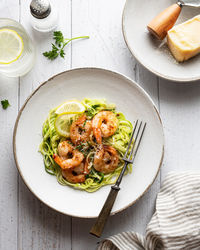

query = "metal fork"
(90, 120), (146, 238)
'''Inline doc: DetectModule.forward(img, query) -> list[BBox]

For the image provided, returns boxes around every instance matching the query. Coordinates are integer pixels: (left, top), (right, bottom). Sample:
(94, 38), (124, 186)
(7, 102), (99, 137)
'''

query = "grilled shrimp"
(62, 162), (86, 183)
(53, 141), (84, 169)
(92, 111), (118, 144)
(94, 145), (119, 174)
(70, 114), (92, 145)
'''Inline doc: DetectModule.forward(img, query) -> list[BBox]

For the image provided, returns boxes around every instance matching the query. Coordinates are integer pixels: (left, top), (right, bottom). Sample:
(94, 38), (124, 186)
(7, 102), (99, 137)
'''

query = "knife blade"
(180, 0), (200, 7)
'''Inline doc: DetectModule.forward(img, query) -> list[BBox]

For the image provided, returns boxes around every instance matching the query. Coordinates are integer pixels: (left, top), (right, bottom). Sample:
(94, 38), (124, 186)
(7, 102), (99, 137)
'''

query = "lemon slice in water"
(0, 29), (24, 64)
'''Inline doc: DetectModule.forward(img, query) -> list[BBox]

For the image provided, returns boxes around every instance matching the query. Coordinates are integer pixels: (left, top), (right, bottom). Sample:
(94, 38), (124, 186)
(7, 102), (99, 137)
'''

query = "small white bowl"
(122, 0), (200, 82)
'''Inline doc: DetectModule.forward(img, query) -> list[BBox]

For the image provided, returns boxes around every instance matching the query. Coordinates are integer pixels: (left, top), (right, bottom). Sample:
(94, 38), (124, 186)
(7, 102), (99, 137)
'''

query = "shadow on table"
(130, 60), (200, 111)
(158, 77), (200, 106)
(136, 61), (200, 106)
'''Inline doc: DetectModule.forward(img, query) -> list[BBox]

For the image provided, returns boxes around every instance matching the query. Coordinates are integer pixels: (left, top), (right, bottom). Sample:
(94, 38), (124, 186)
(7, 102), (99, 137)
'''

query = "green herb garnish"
(75, 142), (92, 157)
(90, 168), (104, 183)
(92, 104), (100, 109)
(86, 108), (94, 117)
(43, 31), (89, 60)
(75, 143), (85, 151)
(86, 141), (92, 147)
(67, 141), (73, 145)
(1, 99), (10, 109)
(83, 120), (86, 127)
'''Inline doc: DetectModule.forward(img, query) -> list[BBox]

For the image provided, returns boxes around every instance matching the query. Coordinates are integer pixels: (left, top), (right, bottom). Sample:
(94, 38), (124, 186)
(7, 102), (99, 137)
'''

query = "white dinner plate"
(13, 68), (164, 218)
(122, 0), (200, 82)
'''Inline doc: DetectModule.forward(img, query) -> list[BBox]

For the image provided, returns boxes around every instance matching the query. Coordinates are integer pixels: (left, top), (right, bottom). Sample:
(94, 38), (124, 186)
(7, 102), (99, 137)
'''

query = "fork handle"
(90, 186), (120, 238)
(147, 3), (182, 40)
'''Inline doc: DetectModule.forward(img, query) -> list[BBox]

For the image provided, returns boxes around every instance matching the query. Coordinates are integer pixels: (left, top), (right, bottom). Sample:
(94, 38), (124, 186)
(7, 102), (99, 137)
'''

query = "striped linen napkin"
(98, 172), (200, 250)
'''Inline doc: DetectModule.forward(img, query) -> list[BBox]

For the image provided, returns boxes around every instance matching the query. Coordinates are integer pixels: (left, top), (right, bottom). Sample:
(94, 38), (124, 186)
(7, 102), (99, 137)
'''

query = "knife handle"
(147, 3), (182, 40)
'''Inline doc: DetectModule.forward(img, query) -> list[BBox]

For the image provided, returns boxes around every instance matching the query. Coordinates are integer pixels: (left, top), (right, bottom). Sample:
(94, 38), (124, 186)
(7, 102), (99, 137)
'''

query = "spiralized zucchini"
(39, 98), (133, 192)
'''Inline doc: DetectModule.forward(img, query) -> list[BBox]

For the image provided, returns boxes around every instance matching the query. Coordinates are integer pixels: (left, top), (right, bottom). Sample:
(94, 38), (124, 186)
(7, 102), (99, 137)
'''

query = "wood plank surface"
(4, 0), (199, 249)
(18, 0), (72, 249)
(0, 1), (19, 249)
(71, 1), (160, 249)
(159, 79), (200, 179)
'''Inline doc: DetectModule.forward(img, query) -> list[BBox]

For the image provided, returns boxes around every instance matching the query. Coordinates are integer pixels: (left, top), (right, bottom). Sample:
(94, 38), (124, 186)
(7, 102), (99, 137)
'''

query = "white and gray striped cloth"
(98, 172), (200, 250)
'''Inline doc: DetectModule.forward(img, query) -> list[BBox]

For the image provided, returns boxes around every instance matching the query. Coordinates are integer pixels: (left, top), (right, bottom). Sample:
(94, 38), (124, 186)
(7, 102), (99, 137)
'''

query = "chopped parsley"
(1, 99), (10, 109)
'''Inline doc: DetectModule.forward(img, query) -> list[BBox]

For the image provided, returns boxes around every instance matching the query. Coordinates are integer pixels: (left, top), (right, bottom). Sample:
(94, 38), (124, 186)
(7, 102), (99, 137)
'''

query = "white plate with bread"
(122, 0), (200, 82)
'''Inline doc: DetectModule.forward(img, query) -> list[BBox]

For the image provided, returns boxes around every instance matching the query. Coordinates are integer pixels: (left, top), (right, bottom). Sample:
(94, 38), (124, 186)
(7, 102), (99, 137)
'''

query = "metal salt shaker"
(30, 0), (58, 32)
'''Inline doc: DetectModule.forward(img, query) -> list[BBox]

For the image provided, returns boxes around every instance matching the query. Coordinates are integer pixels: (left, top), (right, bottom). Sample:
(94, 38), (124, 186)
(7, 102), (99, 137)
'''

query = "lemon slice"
(55, 100), (85, 115)
(55, 113), (78, 137)
(0, 29), (24, 64)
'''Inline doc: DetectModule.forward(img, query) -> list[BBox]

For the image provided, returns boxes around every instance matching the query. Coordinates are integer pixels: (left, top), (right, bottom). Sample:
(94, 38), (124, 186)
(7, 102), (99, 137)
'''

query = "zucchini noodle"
(39, 98), (133, 192)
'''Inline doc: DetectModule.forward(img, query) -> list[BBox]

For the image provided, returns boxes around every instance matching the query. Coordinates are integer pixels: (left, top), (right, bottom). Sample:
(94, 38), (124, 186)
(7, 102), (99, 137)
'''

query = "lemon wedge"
(55, 101), (85, 137)
(55, 100), (85, 115)
(0, 29), (24, 64)
(55, 113), (78, 137)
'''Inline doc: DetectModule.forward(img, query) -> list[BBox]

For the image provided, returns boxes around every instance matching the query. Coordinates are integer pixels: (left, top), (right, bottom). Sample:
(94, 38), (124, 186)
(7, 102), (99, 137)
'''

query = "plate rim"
(122, 0), (200, 83)
(13, 67), (165, 218)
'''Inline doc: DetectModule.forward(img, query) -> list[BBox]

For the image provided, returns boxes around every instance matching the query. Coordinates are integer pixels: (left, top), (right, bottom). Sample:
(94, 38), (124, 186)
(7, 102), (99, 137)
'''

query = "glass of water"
(0, 18), (36, 77)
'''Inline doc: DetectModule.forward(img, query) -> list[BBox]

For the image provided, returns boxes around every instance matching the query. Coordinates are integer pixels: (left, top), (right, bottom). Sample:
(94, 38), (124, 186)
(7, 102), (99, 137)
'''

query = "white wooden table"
(1, 0), (200, 249)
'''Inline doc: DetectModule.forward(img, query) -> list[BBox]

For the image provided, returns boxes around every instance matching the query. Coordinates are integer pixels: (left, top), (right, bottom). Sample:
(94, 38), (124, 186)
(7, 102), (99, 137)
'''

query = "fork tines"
(123, 120), (146, 164)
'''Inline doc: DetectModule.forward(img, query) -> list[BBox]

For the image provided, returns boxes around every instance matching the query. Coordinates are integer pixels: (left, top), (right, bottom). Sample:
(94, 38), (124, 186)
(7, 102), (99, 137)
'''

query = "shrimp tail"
(53, 154), (64, 168)
(93, 127), (102, 144)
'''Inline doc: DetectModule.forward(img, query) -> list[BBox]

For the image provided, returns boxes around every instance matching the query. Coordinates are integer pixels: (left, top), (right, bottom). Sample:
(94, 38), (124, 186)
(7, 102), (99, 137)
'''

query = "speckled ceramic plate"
(122, 0), (200, 82)
(13, 68), (164, 218)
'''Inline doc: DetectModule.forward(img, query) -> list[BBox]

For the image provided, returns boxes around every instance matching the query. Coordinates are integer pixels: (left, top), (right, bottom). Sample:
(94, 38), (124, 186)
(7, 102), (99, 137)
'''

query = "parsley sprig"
(43, 31), (89, 60)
